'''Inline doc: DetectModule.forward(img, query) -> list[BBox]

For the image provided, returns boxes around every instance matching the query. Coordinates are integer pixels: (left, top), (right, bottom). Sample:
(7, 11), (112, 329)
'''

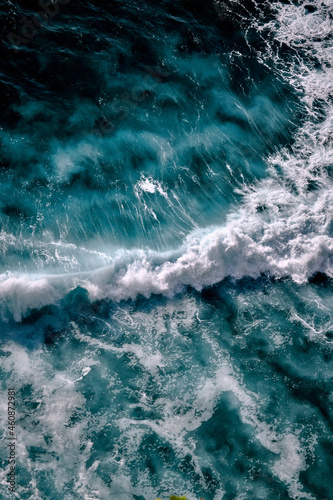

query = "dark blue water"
(0, 0), (332, 498)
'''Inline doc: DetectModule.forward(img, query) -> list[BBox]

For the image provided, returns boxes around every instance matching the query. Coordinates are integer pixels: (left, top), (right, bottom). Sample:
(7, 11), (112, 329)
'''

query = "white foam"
(267, 1), (333, 105)
(0, 274), (62, 322)
(135, 176), (168, 197)
(0, 337), (130, 499)
(110, 303), (314, 499)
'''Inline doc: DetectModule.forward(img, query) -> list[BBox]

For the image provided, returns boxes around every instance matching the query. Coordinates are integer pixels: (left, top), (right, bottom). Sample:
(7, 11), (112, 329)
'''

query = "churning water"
(0, 0), (332, 498)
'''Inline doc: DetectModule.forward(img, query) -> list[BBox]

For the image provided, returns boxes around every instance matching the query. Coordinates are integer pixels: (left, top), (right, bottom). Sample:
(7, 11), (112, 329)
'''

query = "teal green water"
(0, 0), (332, 498)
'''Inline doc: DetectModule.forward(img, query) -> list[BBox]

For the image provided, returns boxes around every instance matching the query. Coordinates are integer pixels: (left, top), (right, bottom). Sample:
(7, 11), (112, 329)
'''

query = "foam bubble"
(135, 176), (168, 197)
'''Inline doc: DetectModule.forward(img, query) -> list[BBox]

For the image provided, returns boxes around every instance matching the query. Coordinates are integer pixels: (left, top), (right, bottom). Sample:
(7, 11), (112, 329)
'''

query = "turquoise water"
(0, 0), (332, 498)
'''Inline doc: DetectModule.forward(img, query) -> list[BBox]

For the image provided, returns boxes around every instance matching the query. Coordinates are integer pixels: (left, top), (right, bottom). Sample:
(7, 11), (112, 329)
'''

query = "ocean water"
(0, 0), (332, 498)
